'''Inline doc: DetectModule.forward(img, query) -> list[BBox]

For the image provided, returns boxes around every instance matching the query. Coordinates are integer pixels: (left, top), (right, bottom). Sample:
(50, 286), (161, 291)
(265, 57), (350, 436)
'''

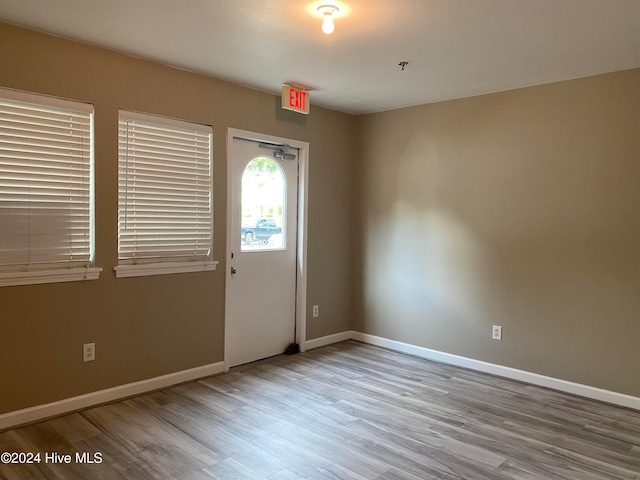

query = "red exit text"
(281, 85), (310, 114)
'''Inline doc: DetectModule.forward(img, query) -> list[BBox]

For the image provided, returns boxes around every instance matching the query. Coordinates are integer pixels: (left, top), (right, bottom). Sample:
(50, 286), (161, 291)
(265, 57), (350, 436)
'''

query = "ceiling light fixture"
(317, 4), (339, 34)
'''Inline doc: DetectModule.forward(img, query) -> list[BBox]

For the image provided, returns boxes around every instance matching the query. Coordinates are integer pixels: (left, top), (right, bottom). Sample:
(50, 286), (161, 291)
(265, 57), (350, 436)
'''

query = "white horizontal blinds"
(118, 111), (213, 264)
(0, 89), (94, 273)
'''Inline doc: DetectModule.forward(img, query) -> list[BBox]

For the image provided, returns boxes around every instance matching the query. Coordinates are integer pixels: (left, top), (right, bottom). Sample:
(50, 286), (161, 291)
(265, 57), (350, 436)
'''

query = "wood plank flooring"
(1, 341), (639, 479)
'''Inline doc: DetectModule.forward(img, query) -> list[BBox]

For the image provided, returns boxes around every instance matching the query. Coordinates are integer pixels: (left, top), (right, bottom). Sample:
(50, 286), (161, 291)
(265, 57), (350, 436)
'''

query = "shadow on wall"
(275, 95), (308, 126)
(363, 204), (488, 343)
(357, 110), (640, 390)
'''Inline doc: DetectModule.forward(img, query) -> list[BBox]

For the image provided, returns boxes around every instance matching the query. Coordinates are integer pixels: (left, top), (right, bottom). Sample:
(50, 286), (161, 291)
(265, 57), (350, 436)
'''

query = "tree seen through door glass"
(241, 157), (285, 251)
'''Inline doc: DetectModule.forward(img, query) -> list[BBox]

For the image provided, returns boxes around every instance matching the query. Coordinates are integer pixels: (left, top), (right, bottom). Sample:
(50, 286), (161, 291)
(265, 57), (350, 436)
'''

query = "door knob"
(231, 267), (237, 275)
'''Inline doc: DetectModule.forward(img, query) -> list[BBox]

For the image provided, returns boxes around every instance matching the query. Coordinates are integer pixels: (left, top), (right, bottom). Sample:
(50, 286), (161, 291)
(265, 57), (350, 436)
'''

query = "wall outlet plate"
(492, 325), (502, 341)
(312, 305), (319, 318)
(83, 342), (95, 362)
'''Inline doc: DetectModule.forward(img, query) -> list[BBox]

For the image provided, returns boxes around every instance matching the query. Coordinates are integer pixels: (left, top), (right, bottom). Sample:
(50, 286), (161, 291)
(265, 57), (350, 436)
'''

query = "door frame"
(224, 128), (309, 371)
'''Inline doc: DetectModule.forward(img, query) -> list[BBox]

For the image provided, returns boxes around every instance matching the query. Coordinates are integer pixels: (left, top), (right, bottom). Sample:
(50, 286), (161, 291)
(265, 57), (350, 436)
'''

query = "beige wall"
(353, 68), (640, 397)
(0, 23), (355, 414)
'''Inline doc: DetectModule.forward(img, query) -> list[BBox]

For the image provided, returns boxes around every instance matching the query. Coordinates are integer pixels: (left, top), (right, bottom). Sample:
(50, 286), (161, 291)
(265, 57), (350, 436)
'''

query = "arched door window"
(240, 157), (285, 251)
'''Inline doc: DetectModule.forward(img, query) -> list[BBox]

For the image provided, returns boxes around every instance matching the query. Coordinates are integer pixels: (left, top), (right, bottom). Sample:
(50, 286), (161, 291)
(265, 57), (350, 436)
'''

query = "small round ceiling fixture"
(317, 4), (339, 34)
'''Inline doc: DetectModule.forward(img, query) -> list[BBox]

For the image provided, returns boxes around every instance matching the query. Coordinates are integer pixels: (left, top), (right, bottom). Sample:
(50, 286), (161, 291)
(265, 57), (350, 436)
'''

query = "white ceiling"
(1, 0), (640, 115)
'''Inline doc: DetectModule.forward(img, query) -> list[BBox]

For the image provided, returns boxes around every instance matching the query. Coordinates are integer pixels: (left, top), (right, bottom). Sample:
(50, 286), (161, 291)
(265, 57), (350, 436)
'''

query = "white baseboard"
(0, 361), (224, 431)
(3, 330), (639, 431)
(304, 331), (353, 351)
(350, 331), (640, 411)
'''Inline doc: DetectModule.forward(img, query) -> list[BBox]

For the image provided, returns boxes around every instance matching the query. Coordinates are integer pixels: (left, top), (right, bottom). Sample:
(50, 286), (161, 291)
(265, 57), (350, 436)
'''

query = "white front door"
(226, 133), (300, 367)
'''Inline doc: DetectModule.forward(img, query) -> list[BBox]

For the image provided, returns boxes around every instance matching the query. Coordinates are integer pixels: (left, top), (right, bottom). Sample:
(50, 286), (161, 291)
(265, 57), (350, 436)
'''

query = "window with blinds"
(117, 110), (213, 274)
(0, 88), (99, 286)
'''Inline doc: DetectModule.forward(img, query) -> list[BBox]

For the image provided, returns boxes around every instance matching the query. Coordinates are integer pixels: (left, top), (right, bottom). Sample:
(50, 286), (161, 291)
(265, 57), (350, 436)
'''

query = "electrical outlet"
(83, 342), (95, 362)
(492, 325), (502, 341)
(312, 305), (319, 318)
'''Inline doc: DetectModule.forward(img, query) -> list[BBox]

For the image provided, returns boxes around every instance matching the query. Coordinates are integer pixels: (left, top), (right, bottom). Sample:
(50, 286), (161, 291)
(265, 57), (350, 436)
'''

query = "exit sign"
(282, 85), (310, 114)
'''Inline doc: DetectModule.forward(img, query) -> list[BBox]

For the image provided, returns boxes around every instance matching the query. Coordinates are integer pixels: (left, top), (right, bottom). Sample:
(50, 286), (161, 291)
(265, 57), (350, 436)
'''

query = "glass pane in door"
(241, 157), (285, 251)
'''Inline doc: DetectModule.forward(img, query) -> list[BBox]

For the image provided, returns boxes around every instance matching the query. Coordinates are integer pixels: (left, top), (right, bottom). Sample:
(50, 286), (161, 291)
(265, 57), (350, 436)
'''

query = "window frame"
(0, 88), (101, 287)
(114, 110), (217, 278)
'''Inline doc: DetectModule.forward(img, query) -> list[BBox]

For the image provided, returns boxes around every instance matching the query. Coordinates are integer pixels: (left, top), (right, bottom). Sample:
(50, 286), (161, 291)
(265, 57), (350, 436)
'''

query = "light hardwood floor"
(1, 341), (639, 479)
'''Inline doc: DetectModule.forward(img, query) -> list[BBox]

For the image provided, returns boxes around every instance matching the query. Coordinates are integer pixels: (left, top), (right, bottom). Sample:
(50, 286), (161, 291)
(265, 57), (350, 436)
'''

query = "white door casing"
(225, 129), (308, 369)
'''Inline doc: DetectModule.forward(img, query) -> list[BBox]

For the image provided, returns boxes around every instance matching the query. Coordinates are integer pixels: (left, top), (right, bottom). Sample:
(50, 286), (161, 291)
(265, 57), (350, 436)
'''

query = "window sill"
(113, 260), (219, 279)
(0, 267), (103, 287)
